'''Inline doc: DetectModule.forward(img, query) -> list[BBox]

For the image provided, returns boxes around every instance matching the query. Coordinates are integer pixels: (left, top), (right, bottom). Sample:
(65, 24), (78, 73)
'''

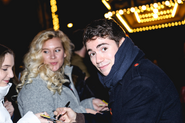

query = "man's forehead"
(86, 38), (110, 52)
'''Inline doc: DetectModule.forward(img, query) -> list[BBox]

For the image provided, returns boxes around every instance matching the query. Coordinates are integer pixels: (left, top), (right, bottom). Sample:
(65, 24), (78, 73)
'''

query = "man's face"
(86, 37), (119, 76)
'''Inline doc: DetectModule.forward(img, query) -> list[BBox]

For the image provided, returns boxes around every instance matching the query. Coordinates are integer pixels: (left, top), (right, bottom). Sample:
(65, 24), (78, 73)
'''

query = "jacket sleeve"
(80, 111), (111, 123)
(17, 111), (40, 123)
(80, 97), (95, 110)
(71, 97), (95, 113)
(17, 79), (55, 117)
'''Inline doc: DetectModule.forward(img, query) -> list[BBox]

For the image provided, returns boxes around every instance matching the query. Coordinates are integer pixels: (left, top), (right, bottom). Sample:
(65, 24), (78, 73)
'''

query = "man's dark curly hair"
(83, 18), (126, 46)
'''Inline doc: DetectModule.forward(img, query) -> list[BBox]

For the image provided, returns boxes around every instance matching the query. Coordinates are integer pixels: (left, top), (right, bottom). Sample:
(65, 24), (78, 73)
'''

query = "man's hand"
(54, 107), (77, 123)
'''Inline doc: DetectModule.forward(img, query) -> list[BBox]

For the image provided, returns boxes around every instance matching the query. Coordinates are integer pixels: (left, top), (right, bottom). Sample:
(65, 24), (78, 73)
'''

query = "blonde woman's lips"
(50, 62), (57, 65)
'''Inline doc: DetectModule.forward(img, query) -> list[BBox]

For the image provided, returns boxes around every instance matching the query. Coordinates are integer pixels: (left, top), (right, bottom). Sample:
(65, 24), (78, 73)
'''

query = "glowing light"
(116, 13), (133, 33)
(153, 13), (158, 18)
(165, 1), (170, 6)
(108, 11), (113, 16)
(172, 2), (178, 17)
(102, 0), (111, 10)
(153, 9), (158, 13)
(103, 0), (185, 33)
(134, 11), (140, 23)
(104, 13), (109, 18)
(131, 7), (135, 12)
(119, 10), (124, 15)
(51, 4), (57, 13)
(153, 3), (158, 8)
(67, 23), (73, 28)
(177, 0), (182, 4)
(50, 0), (59, 30)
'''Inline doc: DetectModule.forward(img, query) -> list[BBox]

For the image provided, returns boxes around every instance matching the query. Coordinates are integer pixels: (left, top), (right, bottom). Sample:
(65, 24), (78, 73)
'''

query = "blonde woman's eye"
(43, 50), (49, 54)
(55, 49), (61, 52)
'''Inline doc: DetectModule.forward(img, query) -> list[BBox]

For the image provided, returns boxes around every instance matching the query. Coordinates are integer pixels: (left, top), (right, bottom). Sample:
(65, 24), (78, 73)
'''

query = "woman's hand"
(35, 112), (52, 123)
(92, 99), (109, 112)
(54, 107), (77, 123)
(4, 100), (14, 117)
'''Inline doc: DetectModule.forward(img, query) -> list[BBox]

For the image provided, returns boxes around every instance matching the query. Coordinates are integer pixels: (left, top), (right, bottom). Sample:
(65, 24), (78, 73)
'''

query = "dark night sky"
(0, 0), (108, 65)
(0, 0), (184, 91)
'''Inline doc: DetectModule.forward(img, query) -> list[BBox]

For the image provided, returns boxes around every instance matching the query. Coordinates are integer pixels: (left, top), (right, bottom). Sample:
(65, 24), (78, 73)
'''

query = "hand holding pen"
(92, 99), (109, 112)
(52, 101), (71, 122)
(40, 101), (70, 123)
(56, 101), (70, 120)
(54, 102), (76, 123)
(54, 107), (77, 123)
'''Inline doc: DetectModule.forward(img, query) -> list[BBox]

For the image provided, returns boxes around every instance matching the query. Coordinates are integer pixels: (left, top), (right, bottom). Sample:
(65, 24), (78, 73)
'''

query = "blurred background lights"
(67, 23), (73, 28)
(153, 9), (158, 13)
(177, 0), (182, 3)
(153, 3), (158, 8)
(142, 5), (146, 10)
(119, 9), (124, 15)
(102, 0), (185, 33)
(131, 7), (135, 12)
(153, 13), (158, 18)
(108, 11), (113, 16)
(165, 1), (170, 6)
(50, 0), (59, 30)
(102, 0), (111, 10)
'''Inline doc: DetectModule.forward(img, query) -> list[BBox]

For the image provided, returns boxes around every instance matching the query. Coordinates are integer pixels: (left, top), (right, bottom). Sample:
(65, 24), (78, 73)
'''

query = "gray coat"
(17, 66), (94, 117)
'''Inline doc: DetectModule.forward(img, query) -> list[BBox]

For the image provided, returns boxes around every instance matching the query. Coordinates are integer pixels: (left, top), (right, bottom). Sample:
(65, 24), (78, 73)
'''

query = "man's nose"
(96, 53), (104, 64)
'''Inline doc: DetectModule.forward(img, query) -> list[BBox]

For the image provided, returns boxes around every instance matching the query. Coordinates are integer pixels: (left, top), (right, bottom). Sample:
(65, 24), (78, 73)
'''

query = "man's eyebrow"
(87, 43), (109, 53)
(96, 43), (108, 48)
(87, 49), (92, 53)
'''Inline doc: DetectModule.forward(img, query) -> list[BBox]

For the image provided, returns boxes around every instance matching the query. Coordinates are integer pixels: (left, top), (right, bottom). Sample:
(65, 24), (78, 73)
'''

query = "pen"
(65, 101), (70, 107)
(40, 114), (64, 123)
(55, 101), (70, 120)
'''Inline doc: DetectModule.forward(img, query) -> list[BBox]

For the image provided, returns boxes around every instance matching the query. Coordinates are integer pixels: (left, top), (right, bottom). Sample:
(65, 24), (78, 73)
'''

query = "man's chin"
(100, 70), (110, 76)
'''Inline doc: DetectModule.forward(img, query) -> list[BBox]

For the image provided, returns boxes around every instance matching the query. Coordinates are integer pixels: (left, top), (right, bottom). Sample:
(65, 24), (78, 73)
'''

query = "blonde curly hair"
(17, 29), (73, 94)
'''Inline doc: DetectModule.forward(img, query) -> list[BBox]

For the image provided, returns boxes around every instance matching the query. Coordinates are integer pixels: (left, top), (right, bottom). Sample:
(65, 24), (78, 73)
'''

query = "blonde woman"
(17, 29), (108, 118)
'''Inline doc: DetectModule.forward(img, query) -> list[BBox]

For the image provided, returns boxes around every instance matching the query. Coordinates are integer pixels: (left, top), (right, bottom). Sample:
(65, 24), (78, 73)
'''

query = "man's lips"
(98, 64), (109, 70)
(50, 62), (57, 65)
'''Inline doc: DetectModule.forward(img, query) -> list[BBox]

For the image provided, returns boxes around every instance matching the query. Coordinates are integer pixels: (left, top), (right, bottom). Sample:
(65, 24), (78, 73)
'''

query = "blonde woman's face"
(0, 53), (14, 87)
(42, 37), (66, 72)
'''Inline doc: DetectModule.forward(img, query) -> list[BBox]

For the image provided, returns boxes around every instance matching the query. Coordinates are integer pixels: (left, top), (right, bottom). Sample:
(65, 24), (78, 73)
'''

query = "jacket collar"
(0, 83), (12, 103)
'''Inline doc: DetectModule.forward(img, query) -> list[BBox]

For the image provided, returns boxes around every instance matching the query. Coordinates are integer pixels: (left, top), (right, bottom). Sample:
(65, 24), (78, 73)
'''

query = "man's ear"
(119, 37), (125, 47)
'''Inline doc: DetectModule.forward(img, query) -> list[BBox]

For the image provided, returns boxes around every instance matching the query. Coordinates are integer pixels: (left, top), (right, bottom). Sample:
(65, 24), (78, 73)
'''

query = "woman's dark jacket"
(82, 37), (184, 123)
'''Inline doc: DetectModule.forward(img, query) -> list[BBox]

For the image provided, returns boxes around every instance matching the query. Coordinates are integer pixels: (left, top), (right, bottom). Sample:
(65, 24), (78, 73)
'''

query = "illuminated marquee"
(103, 0), (185, 33)
(50, 0), (59, 30)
